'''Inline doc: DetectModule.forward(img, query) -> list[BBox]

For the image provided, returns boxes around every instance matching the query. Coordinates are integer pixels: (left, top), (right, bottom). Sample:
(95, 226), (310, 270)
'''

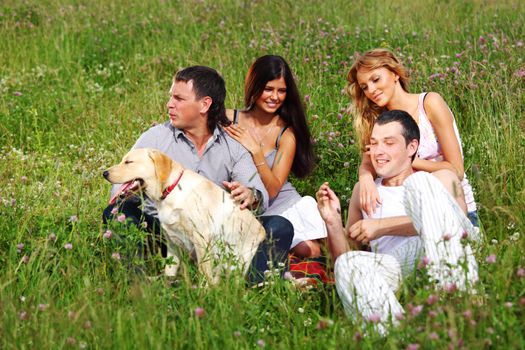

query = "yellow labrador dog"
(103, 148), (266, 284)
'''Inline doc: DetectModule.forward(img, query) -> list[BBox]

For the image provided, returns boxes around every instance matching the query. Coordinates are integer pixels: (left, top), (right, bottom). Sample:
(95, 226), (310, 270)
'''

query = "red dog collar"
(161, 170), (184, 200)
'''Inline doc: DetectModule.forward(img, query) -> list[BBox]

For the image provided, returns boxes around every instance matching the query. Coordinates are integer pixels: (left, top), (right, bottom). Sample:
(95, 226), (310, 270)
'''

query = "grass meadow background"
(1, 0), (524, 348)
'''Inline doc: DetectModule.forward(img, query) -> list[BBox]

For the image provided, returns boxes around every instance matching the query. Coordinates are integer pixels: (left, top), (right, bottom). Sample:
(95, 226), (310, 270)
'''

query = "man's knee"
(260, 215), (293, 244)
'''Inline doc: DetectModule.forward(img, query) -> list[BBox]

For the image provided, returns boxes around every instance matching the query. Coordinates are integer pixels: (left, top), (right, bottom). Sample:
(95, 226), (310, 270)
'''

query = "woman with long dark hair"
(225, 55), (326, 258)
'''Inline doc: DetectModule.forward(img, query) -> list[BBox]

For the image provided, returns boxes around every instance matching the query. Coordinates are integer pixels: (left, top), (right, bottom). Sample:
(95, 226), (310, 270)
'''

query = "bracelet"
(255, 161), (265, 167)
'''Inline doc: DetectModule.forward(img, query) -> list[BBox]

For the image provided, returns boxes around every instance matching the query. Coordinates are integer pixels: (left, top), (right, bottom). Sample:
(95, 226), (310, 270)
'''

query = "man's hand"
(223, 181), (255, 210)
(316, 182), (342, 225)
(348, 219), (382, 244)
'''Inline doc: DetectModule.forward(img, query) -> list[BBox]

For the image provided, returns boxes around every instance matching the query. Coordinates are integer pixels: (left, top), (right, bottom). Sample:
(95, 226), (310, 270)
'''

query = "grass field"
(1, 0), (524, 348)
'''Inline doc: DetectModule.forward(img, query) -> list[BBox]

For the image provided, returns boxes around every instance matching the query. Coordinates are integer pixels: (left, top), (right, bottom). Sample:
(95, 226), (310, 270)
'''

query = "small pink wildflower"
(343, 162), (350, 168)
(64, 243), (73, 250)
(427, 294), (438, 305)
(411, 305), (423, 317)
(418, 256), (430, 269)
(353, 331), (362, 341)
(394, 312), (405, 321)
(463, 310), (472, 319)
(367, 313), (381, 323)
(17, 243), (24, 252)
(429, 332), (439, 340)
(504, 302), (513, 309)
(117, 214), (126, 223)
(194, 307), (205, 318)
(66, 337), (76, 345)
(518, 297), (525, 307)
(111, 252), (121, 260)
(38, 304), (47, 311)
(21, 255), (29, 264)
(257, 339), (266, 347)
(20, 176), (28, 184)
(233, 331), (241, 337)
(406, 344), (420, 350)
(111, 207), (118, 215)
(103, 230), (113, 239)
(446, 283), (457, 294)
(19, 311), (28, 320)
(337, 113), (343, 120)
(14, 91), (22, 96)
(428, 310), (438, 318)
(304, 95), (311, 103)
(517, 266), (525, 278)
(486, 254), (496, 264)
(69, 215), (78, 222)
(48, 233), (57, 242)
(514, 68), (525, 78)
(443, 233), (452, 241)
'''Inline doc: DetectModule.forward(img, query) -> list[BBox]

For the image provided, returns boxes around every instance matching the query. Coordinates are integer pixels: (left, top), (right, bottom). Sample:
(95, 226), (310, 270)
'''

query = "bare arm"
(358, 153), (382, 216)
(316, 182), (352, 261)
(413, 92), (465, 180)
(252, 129), (295, 199)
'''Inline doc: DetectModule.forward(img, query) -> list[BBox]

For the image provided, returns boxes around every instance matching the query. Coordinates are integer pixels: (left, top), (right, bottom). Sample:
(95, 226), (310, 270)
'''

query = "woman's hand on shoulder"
(359, 174), (381, 217)
(224, 124), (262, 156)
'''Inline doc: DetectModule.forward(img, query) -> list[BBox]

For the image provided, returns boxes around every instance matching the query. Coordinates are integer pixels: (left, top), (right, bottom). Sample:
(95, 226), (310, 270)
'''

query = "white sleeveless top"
(363, 179), (421, 254)
(417, 93), (477, 212)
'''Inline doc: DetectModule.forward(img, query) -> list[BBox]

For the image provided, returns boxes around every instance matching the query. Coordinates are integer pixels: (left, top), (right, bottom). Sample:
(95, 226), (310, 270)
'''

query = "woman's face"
(255, 76), (287, 114)
(356, 67), (399, 108)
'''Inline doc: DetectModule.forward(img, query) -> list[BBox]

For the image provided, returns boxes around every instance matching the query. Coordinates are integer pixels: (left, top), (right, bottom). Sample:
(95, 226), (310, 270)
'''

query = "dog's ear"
(149, 149), (172, 186)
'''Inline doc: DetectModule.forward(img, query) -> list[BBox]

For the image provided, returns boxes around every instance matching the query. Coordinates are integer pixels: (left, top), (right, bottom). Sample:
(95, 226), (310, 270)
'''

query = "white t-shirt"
(362, 178), (420, 254)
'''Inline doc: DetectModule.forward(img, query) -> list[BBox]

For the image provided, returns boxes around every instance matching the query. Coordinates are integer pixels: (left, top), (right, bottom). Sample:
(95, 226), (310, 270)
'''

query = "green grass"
(1, 0), (524, 348)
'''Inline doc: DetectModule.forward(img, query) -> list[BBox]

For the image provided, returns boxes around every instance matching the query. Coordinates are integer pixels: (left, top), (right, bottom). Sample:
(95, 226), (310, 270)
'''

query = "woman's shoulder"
(422, 92), (447, 108)
(276, 125), (297, 149)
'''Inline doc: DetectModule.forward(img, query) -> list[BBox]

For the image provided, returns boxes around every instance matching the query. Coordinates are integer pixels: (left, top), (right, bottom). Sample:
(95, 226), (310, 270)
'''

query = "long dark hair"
(175, 66), (231, 133)
(244, 55), (314, 178)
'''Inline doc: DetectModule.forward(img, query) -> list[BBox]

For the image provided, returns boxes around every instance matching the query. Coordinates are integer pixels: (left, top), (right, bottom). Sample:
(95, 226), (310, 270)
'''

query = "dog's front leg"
(193, 242), (219, 285)
(164, 249), (180, 277)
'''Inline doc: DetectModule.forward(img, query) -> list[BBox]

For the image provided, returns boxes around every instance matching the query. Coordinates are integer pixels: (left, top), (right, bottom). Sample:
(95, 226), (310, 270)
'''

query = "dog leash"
(161, 170), (185, 200)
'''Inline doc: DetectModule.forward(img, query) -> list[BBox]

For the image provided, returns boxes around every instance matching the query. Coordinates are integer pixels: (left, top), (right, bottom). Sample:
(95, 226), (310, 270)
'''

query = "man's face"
(369, 121), (417, 179)
(166, 80), (203, 129)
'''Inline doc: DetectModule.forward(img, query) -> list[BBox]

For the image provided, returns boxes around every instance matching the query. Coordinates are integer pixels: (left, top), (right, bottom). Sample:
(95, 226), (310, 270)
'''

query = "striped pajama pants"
(334, 172), (480, 334)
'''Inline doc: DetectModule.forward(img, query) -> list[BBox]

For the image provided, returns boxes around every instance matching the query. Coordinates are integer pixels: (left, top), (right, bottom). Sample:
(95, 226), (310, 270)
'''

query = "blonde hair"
(347, 49), (410, 151)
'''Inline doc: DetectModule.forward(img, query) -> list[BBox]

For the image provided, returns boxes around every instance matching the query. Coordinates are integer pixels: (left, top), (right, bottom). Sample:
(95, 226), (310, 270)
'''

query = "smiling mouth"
(109, 179), (144, 205)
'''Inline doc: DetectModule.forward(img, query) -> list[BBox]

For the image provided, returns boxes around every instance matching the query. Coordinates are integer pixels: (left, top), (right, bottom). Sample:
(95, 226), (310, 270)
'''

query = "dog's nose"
(103, 170), (109, 179)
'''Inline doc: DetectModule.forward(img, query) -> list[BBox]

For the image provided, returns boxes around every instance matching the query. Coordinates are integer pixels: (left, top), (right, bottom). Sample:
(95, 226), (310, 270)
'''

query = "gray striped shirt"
(110, 121), (269, 216)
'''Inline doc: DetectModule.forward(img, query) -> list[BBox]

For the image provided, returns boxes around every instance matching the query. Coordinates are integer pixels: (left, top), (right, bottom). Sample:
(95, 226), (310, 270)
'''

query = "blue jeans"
(467, 211), (479, 228)
(247, 215), (294, 285)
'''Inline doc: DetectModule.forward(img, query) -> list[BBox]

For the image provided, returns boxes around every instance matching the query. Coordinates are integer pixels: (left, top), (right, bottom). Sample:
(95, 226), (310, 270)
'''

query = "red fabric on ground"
(289, 254), (335, 284)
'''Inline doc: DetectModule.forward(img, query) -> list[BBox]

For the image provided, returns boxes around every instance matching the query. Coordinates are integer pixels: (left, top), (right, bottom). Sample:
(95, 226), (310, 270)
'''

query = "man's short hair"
(376, 110), (420, 160)
(175, 66), (230, 132)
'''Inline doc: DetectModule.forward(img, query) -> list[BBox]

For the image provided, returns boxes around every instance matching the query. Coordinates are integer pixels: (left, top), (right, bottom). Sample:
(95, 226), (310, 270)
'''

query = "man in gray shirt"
(103, 66), (293, 284)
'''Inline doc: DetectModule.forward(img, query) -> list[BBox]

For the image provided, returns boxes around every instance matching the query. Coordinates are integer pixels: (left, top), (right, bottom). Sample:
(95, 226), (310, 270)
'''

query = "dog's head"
(103, 148), (178, 204)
